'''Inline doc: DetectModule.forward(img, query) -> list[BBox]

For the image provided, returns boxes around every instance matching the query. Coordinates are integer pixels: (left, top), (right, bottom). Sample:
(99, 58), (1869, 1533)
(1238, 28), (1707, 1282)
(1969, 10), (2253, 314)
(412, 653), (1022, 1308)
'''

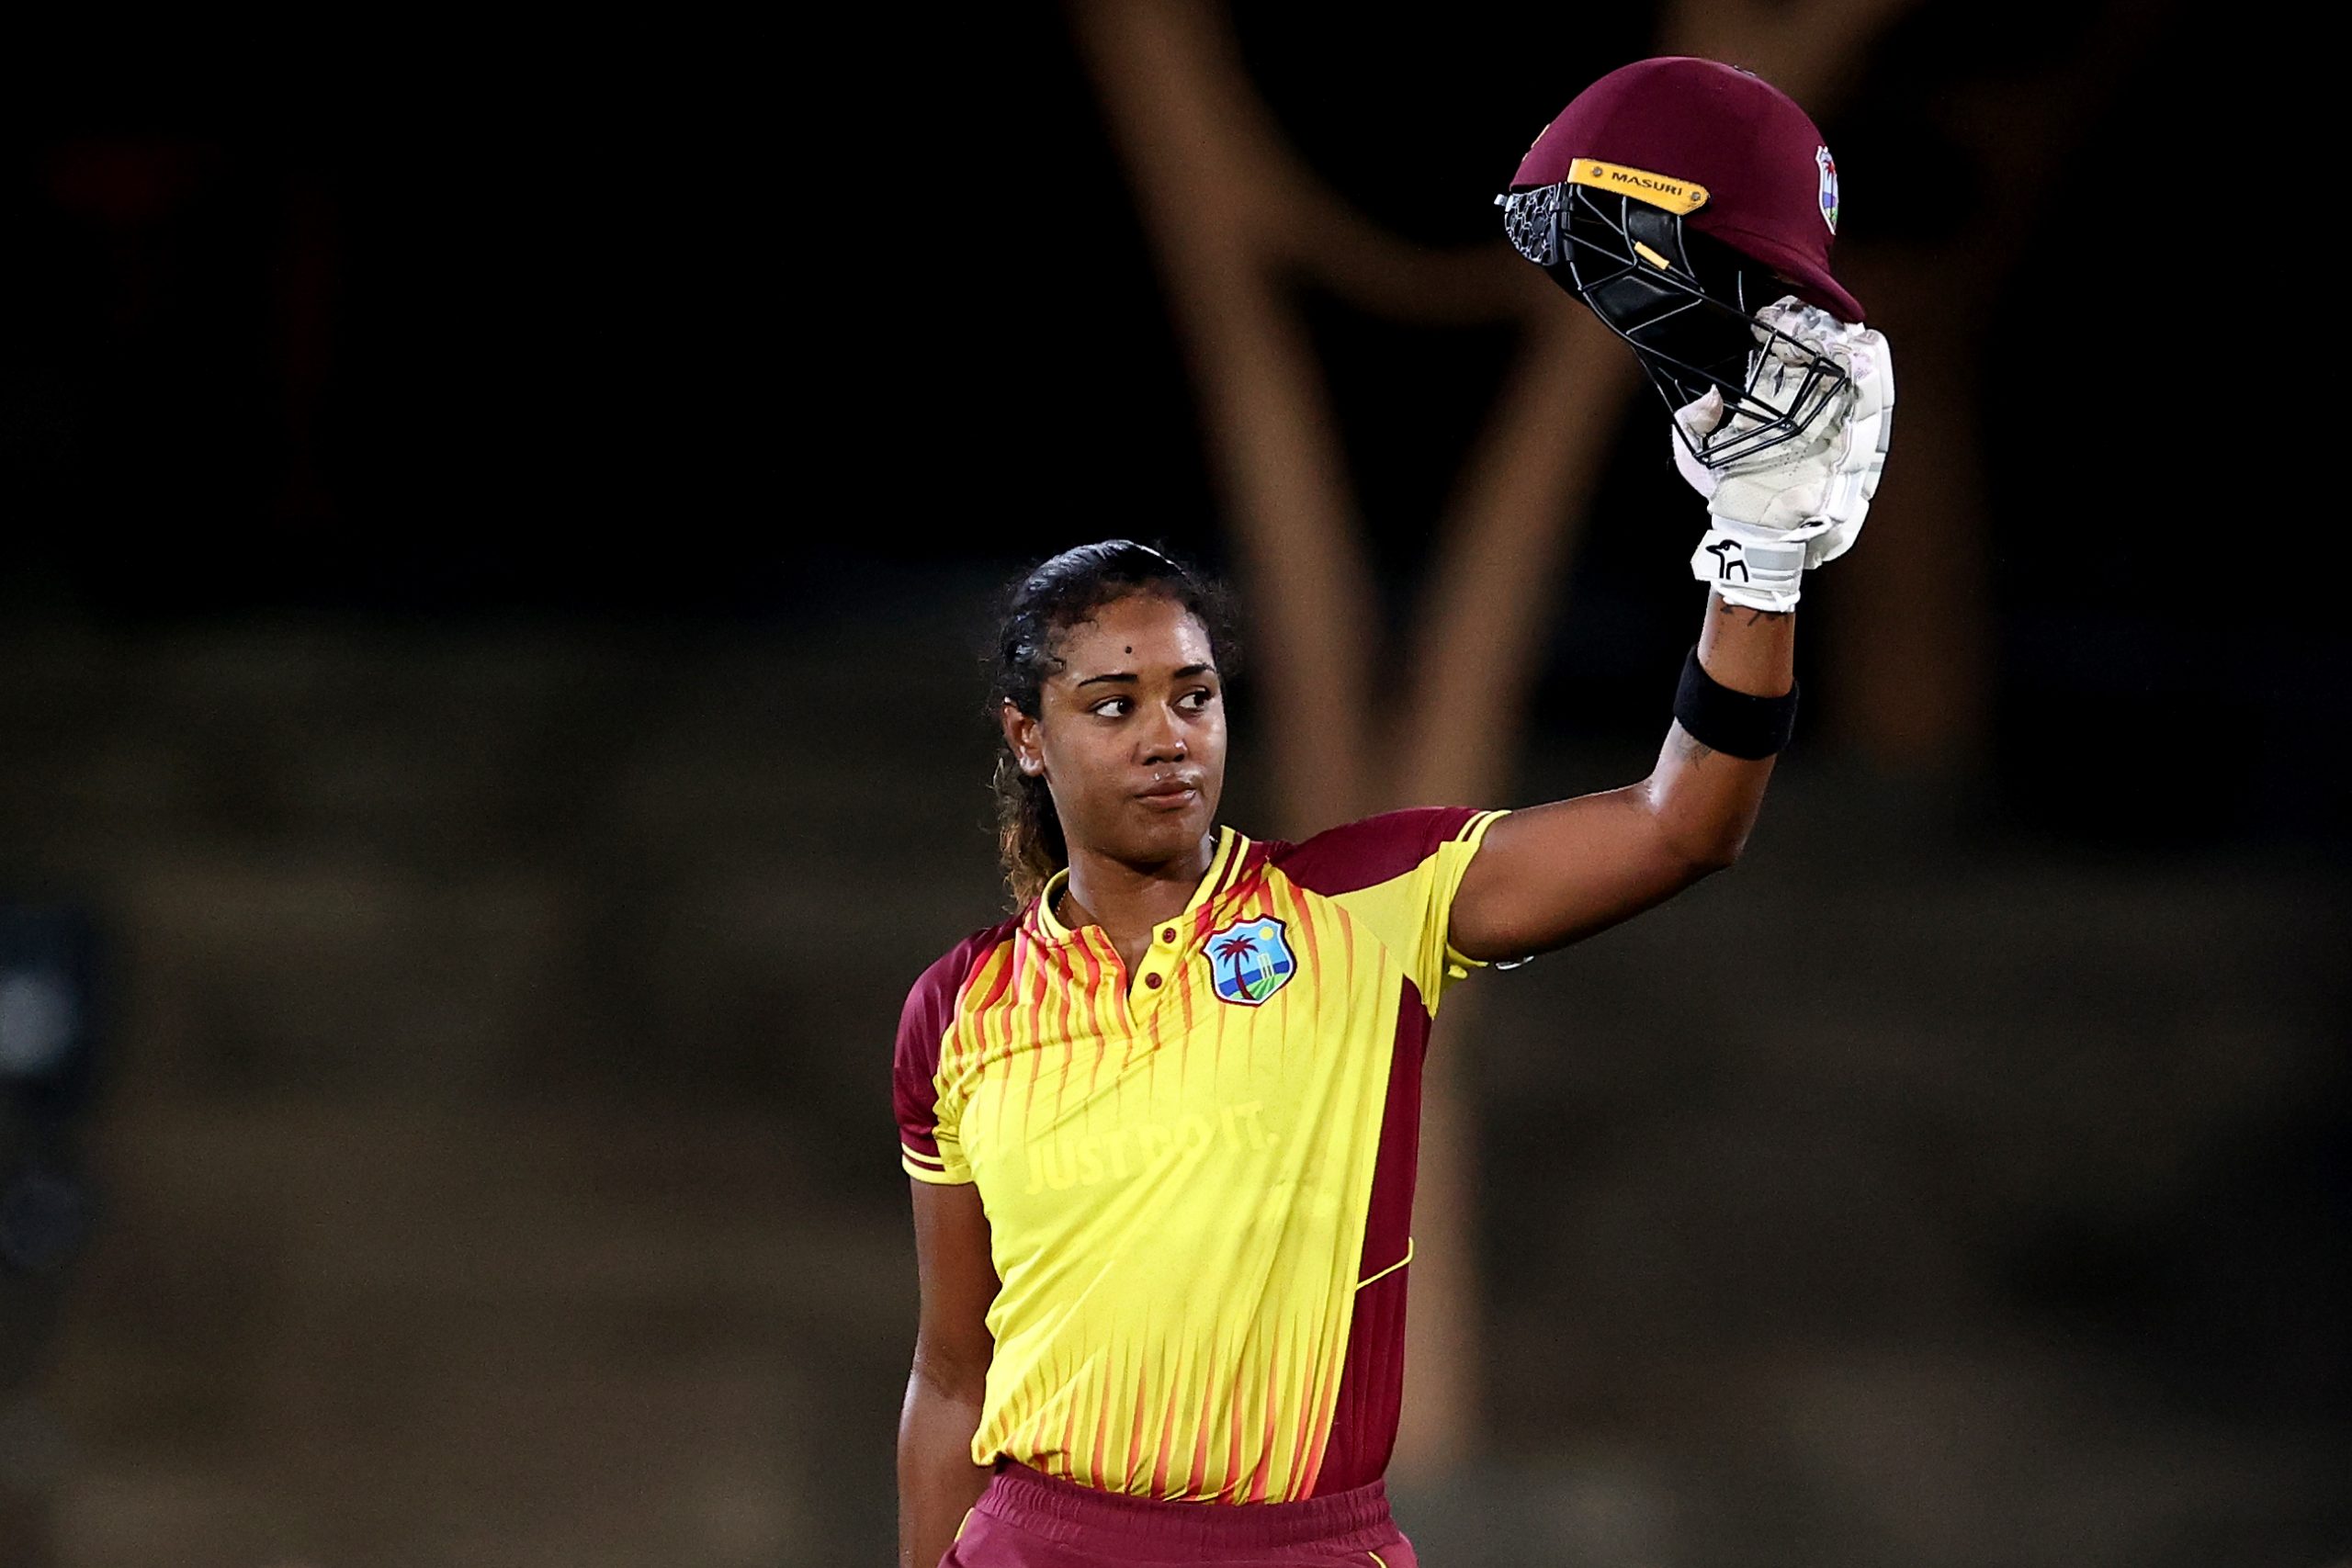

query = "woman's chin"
(1124, 795), (1211, 852)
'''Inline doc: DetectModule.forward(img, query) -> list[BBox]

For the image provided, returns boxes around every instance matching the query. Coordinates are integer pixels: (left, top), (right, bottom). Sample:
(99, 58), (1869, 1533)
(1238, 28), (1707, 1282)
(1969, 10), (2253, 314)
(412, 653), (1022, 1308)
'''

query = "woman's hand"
(1679, 300), (1895, 613)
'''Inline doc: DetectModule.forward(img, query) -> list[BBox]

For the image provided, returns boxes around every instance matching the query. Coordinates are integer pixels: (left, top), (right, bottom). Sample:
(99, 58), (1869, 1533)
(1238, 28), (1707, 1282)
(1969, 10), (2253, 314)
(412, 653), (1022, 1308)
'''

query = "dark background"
(1, 5), (2342, 1566)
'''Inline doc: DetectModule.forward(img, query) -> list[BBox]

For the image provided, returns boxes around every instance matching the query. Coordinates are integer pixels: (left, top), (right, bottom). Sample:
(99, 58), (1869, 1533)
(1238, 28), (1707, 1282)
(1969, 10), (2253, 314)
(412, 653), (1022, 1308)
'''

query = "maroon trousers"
(942, 1461), (1418, 1568)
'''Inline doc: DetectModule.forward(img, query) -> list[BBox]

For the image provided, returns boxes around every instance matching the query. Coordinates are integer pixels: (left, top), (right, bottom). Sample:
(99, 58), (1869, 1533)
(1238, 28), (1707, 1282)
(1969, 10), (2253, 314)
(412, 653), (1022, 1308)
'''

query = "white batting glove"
(1677, 299), (1895, 613)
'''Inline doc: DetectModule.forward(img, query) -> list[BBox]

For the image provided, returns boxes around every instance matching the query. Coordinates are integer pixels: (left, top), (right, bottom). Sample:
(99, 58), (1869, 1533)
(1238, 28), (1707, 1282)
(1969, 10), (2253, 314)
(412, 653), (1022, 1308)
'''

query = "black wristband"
(1673, 646), (1797, 759)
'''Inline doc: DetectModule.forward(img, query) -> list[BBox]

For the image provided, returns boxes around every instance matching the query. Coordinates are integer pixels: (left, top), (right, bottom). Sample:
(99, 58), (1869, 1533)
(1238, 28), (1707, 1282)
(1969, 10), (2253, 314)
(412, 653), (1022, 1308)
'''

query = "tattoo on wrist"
(1713, 597), (1789, 626)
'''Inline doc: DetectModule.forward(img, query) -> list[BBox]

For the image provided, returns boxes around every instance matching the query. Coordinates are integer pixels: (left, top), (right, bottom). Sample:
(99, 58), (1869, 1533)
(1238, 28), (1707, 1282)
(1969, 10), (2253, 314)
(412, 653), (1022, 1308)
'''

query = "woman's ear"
(1001, 699), (1045, 777)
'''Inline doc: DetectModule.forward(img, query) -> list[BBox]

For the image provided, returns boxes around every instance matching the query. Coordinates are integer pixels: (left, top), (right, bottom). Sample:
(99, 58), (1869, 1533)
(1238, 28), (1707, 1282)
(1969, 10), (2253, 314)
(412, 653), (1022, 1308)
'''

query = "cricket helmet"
(1498, 57), (1861, 468)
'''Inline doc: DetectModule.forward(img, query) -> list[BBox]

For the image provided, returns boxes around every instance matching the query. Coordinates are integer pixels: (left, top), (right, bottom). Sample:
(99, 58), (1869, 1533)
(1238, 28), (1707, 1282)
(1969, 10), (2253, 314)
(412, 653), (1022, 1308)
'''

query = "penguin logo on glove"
(1705, 539), (1748, 582)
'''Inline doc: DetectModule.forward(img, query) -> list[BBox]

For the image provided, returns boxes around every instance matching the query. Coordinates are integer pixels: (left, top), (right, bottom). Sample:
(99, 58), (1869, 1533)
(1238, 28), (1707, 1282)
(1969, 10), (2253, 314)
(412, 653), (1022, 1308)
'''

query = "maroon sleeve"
(1264, 806), (1486, 897)
(893, 920), (1012, 1168)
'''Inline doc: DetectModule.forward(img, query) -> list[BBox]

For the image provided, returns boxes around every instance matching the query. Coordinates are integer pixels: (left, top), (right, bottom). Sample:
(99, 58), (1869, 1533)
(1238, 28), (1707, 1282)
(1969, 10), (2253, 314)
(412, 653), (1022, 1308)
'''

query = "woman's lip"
(1137, 784), (1198, 808)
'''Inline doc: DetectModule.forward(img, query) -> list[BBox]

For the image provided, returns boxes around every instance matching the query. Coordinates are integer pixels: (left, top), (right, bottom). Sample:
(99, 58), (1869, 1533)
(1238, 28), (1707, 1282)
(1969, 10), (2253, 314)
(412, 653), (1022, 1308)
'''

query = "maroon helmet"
(1498, 58), (1859, 468)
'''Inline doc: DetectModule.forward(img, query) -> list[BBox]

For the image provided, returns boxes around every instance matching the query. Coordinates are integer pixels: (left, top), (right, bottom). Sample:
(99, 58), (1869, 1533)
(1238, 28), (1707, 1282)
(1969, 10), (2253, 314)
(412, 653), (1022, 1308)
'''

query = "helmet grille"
(1498, 182), (1849, 468)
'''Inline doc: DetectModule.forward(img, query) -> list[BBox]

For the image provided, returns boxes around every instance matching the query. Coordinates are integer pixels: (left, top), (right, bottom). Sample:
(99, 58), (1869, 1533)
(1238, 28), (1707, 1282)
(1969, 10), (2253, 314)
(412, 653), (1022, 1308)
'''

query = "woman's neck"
(1057, 829), (1216, 951)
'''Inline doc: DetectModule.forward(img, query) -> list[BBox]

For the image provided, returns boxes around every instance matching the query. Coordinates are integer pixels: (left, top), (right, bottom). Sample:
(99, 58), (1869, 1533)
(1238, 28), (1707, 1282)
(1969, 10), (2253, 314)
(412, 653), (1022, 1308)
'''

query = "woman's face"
(1004, 592), (1227, 870)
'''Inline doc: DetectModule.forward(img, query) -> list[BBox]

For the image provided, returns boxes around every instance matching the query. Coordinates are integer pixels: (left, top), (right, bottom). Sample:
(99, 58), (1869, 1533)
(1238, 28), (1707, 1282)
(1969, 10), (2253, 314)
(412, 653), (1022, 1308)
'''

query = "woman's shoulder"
(900, 911), (1025, 1019)
(1262, 806), (1497, 895)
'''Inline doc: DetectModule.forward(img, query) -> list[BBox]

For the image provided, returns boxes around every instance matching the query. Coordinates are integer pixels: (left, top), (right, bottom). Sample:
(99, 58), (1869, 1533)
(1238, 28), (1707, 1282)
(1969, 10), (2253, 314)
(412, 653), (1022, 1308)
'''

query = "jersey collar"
(1033, 823), (1248, 945)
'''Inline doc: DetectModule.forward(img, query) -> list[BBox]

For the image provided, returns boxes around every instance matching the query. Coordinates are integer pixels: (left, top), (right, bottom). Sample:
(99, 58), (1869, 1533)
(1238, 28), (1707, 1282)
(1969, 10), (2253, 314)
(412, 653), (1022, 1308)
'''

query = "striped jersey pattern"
(894, 807), (1507, 1503)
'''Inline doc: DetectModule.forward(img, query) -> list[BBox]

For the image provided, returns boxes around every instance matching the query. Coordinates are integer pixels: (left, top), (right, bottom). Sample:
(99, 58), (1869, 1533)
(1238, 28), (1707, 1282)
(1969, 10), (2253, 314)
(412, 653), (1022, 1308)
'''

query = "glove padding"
(1676, 299), (1895, 613)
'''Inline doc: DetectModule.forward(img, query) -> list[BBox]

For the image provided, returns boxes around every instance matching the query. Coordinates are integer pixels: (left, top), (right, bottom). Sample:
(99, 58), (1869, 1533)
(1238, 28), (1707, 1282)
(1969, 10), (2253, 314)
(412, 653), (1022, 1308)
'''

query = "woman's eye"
(1180, 689), (1215, 711)
(1092, 697), (1131, 717)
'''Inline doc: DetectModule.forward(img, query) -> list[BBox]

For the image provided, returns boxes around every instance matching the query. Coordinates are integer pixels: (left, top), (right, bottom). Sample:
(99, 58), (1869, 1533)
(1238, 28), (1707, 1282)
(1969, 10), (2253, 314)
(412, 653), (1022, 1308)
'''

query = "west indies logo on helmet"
(1497, 57), (1861, 469)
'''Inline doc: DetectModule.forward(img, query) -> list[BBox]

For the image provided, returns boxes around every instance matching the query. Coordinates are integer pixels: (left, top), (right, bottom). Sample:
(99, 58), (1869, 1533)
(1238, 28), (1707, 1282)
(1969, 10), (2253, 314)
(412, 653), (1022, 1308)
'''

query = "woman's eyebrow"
(1073, 663), (1215, 689)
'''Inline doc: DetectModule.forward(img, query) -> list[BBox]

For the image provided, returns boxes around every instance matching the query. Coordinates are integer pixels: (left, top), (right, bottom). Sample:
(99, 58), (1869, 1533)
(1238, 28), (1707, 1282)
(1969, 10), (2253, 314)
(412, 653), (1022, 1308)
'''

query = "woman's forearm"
(1642, 592), (1792, 867)
(1445, 591), (1801, 959)
(1694, 590), (1794, 698)
(898, 1361), (990, 1568)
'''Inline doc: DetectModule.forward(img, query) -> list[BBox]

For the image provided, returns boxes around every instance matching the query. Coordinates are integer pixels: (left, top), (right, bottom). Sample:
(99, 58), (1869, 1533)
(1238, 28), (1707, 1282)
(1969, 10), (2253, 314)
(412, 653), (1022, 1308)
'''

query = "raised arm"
(1449, 301), (1893, 964)
(898, 1180), (997, 1568)
(1448, 593), (1789, 960)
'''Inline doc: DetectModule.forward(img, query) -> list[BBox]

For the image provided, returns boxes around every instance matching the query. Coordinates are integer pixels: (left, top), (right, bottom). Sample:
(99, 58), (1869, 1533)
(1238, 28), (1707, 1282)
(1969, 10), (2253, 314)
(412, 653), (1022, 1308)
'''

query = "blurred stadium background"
(1, 4), (2341, 1565)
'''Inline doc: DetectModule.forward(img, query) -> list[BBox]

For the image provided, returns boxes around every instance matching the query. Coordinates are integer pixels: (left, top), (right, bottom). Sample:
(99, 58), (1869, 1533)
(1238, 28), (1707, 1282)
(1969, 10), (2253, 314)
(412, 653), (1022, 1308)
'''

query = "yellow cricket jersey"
(894, 807), (1509, 1504)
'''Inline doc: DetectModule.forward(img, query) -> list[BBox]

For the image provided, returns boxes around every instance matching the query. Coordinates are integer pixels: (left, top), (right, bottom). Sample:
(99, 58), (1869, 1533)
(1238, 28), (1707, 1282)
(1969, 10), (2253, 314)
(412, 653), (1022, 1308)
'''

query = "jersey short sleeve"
(1272, 806), (1510, 1016)
(892, 936), (989, 1185)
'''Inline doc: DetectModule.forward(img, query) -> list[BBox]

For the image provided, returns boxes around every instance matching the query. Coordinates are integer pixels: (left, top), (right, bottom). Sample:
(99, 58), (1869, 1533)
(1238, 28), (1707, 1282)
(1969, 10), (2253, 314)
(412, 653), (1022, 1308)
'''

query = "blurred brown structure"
(1068, 0), (2049, 1470)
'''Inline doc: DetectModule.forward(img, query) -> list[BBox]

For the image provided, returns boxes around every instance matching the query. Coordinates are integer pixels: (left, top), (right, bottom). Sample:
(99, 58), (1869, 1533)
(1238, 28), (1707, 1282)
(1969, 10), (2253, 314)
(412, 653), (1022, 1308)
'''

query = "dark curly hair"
(988, 540), (1242, 909)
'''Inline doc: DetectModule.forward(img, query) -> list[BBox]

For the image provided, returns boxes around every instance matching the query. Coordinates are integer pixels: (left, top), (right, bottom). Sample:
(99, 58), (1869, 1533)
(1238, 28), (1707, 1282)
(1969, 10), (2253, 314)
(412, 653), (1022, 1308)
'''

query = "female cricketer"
(896, 58), (1894, 1568)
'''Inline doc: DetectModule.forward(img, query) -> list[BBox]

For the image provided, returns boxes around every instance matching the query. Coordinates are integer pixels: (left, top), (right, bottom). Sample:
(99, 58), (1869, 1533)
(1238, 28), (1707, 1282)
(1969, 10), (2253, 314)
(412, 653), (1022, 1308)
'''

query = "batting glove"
(1676, 299), (1895, 614)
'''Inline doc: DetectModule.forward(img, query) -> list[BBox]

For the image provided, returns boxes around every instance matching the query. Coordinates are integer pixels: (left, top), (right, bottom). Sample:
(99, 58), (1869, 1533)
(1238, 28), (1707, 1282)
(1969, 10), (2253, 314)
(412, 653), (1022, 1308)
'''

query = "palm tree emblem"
(1223, 926), (1298, 1001)
(1213, 929), (1272, 999)
(1204, 917), (1295, 1005)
